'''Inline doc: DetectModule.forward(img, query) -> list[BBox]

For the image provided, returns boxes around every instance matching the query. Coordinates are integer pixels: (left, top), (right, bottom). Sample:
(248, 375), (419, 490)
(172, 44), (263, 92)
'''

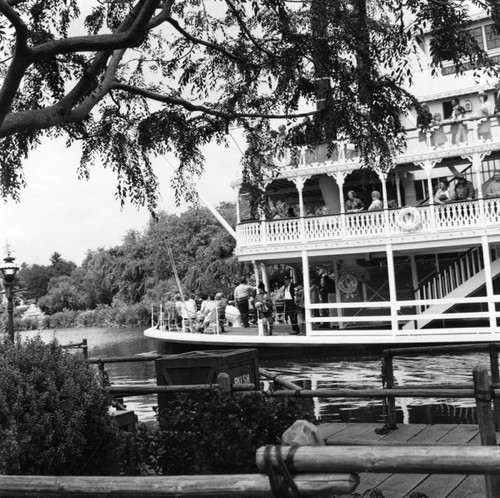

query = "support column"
(395, 170), (402, 207)
(331, 171), (348, 238)
(465, 152), (487, 228)
(417, 160), (438, 230)
(482, 236), (497, 332)
(252, 260), (264, 336)
(259, 262), (270, 294)
(295, 177), (307, 243)
(333, 258), (343, 329)
(235, 188), (241, 224)
(386, 243), (399, 335)
(301, 250), (311, 336)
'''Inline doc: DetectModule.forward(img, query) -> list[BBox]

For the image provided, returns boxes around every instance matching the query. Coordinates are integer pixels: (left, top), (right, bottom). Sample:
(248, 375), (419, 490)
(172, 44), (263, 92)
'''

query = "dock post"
(487, 343), (500, 430)
(217, 372), (231, 392)
(473, 363), (500, 498)
(383, 351), (397, 429)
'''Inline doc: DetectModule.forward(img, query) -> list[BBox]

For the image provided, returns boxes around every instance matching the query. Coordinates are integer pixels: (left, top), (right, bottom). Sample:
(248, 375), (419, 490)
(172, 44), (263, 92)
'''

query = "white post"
(259, 262), (270, 294)
(395, 170), (402, 207)
(295, 177), (306, 243)
(482, 236), (496, 332)
(253, 260), (264, 336)
(301, 250), (311, 336)
(333, 258), (343, 329)
(386, 243), (399, 335)
(235, 188), (241, 224)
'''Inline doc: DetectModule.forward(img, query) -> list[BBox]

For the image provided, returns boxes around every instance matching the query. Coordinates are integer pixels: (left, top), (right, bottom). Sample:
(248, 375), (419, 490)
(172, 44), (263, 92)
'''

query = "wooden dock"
(318, 422), (487, 497)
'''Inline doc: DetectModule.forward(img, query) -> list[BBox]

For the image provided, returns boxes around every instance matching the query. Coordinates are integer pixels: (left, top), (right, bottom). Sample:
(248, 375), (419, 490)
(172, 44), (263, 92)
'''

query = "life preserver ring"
(338, 272), (358, 296)
(397, 207), (422, 231)
(272, 148), (292, 167)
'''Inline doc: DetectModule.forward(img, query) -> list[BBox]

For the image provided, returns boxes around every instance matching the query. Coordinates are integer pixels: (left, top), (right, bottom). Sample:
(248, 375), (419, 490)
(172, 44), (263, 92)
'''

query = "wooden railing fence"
(9, 343), (498, 495)
(382, 342), (500, 430)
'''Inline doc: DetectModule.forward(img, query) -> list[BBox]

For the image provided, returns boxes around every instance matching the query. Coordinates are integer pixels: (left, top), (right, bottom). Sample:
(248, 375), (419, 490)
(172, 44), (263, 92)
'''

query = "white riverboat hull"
(144, 326), (500, 357)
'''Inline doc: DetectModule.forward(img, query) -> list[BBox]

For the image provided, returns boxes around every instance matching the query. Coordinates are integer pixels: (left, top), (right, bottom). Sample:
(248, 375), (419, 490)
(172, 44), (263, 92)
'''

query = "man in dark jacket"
(279, 276), (300, 334)
(454, 175), (475, 201)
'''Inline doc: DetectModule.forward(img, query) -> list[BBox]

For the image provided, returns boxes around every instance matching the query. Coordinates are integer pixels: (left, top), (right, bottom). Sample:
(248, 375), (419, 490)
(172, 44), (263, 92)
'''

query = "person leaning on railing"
(434, 180), (453, 205)
(486, 171), (500, 198)
(454, 175), (475, 201)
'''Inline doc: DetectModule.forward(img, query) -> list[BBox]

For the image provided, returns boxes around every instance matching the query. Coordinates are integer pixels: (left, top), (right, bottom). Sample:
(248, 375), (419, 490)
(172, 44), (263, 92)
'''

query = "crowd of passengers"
(162, 273), (337, 335)
(267, 170), (500, 220)
(417, 89), (500, 146)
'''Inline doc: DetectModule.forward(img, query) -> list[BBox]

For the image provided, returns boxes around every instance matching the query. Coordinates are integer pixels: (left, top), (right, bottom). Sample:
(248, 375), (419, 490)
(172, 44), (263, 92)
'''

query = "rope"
(264, 445), (304, 498)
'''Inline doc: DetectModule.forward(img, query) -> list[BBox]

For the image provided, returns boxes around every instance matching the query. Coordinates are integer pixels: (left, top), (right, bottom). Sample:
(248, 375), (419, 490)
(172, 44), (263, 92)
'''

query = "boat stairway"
(403, 247), (500, 330)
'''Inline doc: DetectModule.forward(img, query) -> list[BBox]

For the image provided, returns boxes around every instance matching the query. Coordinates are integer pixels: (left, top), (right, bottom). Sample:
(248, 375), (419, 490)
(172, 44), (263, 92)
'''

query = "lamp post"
(0, 254), (19, 341)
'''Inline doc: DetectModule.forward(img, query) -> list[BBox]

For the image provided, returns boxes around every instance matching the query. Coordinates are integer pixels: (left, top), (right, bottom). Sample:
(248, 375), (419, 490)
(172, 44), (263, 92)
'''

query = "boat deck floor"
(318, 422), (488, 497)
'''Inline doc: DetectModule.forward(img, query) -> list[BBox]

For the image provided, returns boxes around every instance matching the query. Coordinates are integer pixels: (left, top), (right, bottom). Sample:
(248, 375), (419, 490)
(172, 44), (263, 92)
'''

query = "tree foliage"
(0, 0), (497, 211)
(18, 203), (240, 314)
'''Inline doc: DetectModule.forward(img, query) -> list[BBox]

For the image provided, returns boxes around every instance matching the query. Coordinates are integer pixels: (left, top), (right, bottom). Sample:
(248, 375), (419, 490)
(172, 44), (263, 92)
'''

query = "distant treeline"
(9, 202), (247, 330)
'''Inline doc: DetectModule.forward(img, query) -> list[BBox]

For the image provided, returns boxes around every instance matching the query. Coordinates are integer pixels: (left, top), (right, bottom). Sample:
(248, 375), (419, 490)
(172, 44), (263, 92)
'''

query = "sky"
(0, 133), (243, 266)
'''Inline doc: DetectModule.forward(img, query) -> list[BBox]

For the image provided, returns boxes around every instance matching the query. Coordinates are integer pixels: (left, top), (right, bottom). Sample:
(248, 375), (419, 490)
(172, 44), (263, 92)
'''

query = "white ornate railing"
(274, 115), (500, 170)
(237, 198), (500, 250)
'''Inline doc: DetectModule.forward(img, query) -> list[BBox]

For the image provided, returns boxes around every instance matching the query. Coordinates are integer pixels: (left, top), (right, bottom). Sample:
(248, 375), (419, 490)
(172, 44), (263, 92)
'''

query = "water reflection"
(21, 328), (482, 425)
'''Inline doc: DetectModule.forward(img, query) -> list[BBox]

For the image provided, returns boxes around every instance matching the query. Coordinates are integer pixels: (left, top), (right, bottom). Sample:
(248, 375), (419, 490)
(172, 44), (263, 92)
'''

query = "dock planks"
(318, 423), (489, 497)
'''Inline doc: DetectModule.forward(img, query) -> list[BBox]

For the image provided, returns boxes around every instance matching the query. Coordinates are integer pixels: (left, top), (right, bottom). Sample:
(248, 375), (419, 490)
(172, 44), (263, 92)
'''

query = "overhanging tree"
(0, 0), (498, 211)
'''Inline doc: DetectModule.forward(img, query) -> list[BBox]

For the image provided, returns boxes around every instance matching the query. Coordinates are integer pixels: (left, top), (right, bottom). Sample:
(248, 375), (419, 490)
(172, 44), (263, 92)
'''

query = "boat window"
(469, 26), (485, 50)
(485, 24), (500, 51)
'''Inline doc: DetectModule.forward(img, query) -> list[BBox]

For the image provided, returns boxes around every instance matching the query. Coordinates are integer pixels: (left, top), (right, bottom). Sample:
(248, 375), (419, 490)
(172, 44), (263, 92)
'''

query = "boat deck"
(318, 422), (489, 497)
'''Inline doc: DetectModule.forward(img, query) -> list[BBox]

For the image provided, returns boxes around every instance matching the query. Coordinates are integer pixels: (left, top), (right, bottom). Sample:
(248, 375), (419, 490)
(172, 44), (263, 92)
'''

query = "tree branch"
(148, 0), (175, 29)
(165, 15), (255, 67)
(0, 0), (30, 128)
(225, 0), (278, 58)
(31, 0), (161, 60)
(111, 82), (318, 120)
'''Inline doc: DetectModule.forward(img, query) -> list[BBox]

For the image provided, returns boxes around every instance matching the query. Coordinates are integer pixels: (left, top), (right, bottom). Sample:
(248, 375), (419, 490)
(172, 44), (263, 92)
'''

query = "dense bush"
(0, 336), (121, 475)
(124, 389), (317, 475)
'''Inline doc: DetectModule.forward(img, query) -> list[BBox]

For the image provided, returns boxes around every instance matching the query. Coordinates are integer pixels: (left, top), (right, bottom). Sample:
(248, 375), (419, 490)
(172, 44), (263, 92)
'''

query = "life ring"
(338, 272), (358, 296)
(272, 148), (292, 167)
(397, 206), (422, 232)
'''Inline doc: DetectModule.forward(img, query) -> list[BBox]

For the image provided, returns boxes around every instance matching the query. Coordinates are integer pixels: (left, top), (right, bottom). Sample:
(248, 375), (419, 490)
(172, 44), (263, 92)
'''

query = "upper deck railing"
(274, 114), (500, 171)
(237, 197), (500, 251)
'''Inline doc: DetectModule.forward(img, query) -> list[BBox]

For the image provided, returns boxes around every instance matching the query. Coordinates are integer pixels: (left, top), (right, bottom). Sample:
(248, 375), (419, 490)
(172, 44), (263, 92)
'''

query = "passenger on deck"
(450, 97), (468, 144)
(254, 284), (274, 336)
(345, 190), (364, 213)
(368, 191), (383, 211)
(234, 276), (256, 328)
(430, 113), (447, 148)
(417, 103), (433, 142)
(486, 171), (500, 198)
(279, 275), (300, 334)
(454, 175), (474, 201)
(434, 180), (452, 205)
(477, 91), (494, 141)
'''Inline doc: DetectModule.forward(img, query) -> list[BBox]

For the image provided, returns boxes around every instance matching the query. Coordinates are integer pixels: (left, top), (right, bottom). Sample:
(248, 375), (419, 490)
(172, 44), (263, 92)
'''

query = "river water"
(20, 327), (483, 426)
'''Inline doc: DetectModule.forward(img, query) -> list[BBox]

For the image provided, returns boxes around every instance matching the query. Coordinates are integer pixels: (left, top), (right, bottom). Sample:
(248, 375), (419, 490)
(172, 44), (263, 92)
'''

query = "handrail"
(61, 339), (88, 359)
(382, 343), (500, 431)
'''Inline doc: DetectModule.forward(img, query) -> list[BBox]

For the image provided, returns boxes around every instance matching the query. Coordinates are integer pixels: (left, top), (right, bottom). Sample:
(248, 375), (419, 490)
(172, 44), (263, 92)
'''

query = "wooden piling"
(217, 372), (231, 392)
(473, 363), (500, 498)
(383, 351), (397, 429)
(256, 445), (500, 475)
(487, 344), (500, 430)
(0, 474), (359, 497)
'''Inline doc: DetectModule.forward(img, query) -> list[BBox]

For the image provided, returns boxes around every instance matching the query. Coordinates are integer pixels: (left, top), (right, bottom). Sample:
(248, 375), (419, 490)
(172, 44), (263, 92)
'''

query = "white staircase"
(403, 248), (500, 330)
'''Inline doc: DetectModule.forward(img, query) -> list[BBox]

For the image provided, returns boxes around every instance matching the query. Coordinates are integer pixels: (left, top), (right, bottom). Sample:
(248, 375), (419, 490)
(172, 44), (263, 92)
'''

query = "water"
(20, 328), (483, 426)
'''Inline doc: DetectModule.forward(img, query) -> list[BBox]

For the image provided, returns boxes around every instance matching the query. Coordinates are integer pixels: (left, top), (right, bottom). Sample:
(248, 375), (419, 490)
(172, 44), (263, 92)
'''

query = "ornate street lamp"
(0, 254), (20, 341)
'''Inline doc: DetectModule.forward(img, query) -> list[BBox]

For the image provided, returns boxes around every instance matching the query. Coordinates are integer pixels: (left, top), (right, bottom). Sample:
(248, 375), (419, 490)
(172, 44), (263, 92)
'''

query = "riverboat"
(145, 9), (500, 355)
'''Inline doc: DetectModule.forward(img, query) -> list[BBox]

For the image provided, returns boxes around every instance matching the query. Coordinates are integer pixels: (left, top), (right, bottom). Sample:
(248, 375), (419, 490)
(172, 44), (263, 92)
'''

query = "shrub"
(124, 389), (317, 475)
(0, 336), (121, 475)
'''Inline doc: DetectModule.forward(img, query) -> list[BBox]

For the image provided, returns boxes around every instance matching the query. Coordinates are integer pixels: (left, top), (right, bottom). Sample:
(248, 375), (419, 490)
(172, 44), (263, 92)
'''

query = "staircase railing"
(415, 247), (486, 311)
